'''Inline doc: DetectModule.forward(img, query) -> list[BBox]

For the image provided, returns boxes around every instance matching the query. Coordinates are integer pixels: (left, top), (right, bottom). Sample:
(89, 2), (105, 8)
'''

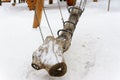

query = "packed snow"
(0, 0), (120, 80)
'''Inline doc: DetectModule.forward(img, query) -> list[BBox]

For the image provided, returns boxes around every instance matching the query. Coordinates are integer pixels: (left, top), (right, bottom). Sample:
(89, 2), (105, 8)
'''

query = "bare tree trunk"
(107, 0), (111, 11)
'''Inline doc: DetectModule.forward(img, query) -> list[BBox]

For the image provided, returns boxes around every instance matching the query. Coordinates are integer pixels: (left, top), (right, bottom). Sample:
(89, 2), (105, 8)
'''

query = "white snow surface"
(0, 0), (120, 80)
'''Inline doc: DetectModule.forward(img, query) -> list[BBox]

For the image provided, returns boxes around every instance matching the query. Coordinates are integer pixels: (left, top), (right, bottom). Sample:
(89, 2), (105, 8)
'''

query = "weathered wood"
(31, 0), (77, 28)
(26, 0), (37, 10)
(33, 0), (44, 28)
(57, 7), (83, 52)
(31, 6), (83, 77)
(26, 0), (77, 10)
(67, 0), (76, 6)
(32, 36), (67, 76)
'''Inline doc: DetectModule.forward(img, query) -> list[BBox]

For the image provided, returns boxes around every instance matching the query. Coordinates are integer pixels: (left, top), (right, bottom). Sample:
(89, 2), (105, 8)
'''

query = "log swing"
(31, 0), (87, 77)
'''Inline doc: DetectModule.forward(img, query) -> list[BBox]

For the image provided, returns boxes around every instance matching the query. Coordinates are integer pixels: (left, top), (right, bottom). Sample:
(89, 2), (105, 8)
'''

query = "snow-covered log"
(31, 6), (83, 77)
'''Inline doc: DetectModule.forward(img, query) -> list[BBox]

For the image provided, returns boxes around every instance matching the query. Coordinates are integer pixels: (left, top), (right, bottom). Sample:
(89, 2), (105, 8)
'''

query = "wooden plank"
(33, 0), (44, 28)
(26, 0), (37, 10)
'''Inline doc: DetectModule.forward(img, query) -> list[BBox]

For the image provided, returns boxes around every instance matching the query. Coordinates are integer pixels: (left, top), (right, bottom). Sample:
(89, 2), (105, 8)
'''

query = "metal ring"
(63, 21), (76, 29)
(57, 29), (73, 38)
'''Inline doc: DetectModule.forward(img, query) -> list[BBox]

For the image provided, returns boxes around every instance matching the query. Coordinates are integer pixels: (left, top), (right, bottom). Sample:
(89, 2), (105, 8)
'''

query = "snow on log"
(31, 6), (83, 77)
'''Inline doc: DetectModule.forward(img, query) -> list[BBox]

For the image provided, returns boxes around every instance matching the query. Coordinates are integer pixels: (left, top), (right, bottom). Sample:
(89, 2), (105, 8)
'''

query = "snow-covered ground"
(0, 0), (120, 80)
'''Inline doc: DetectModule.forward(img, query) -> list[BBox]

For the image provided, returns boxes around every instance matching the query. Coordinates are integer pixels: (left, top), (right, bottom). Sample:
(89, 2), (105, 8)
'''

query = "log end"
(48, 62), (67, 77)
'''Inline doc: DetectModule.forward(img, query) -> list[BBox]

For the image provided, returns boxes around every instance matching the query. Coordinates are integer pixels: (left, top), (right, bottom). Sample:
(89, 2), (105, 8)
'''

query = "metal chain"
(42, 8), (54, 36)
(79, 0), (83, 8)
(57, 0), (65, 24)
(34, 8), (45, 42)
(82, 0), (87, 10)
(38, 25), (45, 42)
(34, 0), (87, 42)
(79, 0), (87, 10)
(40, 0), (54, 36)
(31, 0), (45, 42)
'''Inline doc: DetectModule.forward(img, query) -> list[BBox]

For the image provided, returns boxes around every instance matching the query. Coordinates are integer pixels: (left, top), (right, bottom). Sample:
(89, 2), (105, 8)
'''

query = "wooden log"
(33, 0), (44, 28)
(31, 6), (83, 77)
(26, 0), (37, 10)
(32, 36), (67, 76)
